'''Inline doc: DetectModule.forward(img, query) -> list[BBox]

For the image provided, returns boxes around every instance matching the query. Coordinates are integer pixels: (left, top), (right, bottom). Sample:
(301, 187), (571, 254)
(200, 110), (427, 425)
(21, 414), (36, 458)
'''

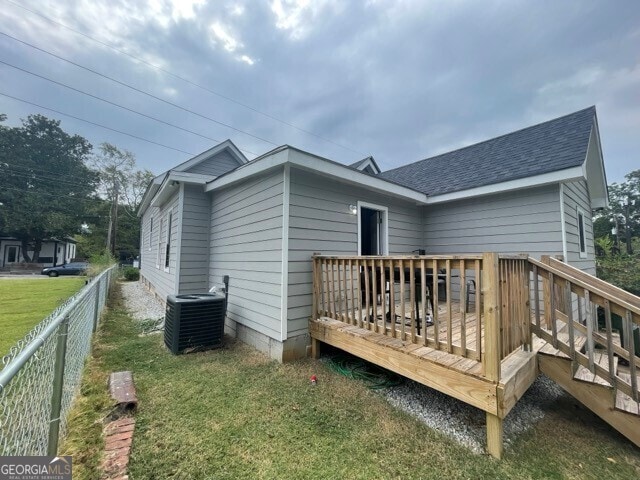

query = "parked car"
(41, 262), (89, 277)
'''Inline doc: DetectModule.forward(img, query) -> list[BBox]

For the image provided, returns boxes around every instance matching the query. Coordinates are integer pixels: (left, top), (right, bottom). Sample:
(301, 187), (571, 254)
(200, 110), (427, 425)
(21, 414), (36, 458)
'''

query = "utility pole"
(111, 178), (119, 256)
(624, 196), (633, 254)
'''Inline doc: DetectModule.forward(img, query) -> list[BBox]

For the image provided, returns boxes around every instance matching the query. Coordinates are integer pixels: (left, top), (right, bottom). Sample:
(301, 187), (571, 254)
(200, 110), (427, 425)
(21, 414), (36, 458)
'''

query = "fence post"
(92, 279), (101, 332)
(47, 315), (70, 456)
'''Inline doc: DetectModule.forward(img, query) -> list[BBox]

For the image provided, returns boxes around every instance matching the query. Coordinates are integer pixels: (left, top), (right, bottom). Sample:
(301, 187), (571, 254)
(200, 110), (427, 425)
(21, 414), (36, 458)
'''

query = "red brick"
(106, 431), (133, 443)
(105, 418), (135, 434)
(102, 417), (135, 479)
(105, 439), (132, 452)
(106, 423), (135, 435)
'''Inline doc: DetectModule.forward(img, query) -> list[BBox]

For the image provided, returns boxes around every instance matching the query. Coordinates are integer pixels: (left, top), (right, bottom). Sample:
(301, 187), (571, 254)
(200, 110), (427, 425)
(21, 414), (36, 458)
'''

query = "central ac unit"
(164, 293), (225, 354)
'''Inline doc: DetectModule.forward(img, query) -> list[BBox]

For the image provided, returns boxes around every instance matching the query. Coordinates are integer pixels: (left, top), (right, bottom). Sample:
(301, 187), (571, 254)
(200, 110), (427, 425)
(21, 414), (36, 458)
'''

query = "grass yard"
(63, 285), (640, 480)
(0, 277), (85, 354)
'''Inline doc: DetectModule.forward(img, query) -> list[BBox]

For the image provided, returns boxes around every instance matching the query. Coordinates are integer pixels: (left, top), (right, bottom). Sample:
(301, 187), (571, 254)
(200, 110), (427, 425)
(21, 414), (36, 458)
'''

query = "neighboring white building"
(0, 237), (77, 268)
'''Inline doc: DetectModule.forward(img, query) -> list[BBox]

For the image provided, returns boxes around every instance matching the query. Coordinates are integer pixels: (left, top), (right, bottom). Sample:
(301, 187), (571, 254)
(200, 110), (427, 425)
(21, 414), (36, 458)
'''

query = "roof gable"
(378, 107), (597, 197)
(349, 156), (381, 175)
(173, 139), (247, 174)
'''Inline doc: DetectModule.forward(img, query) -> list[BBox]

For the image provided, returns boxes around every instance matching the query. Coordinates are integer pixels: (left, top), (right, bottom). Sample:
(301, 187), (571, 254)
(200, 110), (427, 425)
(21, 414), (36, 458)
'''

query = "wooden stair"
(537, 337), (640, 448)
(616, 371), (640, 415)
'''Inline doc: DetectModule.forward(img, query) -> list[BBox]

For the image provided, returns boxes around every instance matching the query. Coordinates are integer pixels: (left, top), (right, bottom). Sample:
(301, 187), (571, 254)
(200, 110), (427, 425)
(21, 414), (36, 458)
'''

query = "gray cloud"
(0, 0), (638, 182)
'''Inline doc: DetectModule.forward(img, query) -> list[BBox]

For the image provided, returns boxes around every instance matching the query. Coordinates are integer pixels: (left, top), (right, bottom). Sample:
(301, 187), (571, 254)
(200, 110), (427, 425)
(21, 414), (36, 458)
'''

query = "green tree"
(606, 170), (640, 254)
(592, 215), (613, 242)
(0, 114), (98, 262)
(87, 143), (154, 260)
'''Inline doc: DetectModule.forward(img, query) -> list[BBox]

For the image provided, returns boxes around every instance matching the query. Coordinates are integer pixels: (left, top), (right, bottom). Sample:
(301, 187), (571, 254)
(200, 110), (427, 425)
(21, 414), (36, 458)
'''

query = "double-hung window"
(577, 207), (587, 259)
(164, 212), (172, 271)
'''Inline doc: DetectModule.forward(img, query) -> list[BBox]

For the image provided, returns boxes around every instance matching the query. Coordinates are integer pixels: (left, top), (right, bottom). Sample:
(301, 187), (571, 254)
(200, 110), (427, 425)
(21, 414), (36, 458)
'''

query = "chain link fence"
(0, 266), (116, 456)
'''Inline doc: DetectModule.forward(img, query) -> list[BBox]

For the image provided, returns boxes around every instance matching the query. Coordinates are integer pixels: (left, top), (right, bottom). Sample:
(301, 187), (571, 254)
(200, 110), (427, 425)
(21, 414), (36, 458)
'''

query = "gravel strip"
(384, 374), (565, 454)
(120, 281), (165, 322)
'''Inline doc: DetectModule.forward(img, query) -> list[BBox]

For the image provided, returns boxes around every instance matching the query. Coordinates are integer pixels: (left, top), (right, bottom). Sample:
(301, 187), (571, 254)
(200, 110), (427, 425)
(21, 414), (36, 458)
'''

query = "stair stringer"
(538, 353), (640, 448)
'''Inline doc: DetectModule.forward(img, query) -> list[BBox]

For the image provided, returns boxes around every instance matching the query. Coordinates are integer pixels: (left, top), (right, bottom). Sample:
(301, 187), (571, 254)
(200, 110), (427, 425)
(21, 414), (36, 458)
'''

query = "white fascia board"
(137, 175), (165, 217)
(424, 166), (585, 204)
(205, 147), (427, 204)
(168, 171), (215, 183)
(151, 172), (214, 208)
(584, 124), (609, 209)
(355, 157), (381, 174)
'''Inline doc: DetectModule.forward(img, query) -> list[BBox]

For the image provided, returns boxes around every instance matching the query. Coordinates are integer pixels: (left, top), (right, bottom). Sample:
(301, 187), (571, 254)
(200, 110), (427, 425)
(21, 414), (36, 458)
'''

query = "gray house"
(138, 106), (608, 361)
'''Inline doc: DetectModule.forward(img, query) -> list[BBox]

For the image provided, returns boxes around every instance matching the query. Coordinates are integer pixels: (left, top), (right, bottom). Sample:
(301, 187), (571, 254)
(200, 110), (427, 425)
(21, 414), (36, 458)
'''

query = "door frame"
(4, 244), (21, 266)
(357, 200), (389, 256)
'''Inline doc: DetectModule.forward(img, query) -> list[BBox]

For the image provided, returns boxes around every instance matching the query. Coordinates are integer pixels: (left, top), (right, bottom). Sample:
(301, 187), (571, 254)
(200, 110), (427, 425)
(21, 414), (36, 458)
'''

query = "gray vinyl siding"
(423, 185), (564, 259)
(209, 168), (284, 340)
(178, 184), (211, 293)
(286, 167), (423, 337)
(185, 149), (241, 176)
(562, 179), (596, 274)
(139, 192), (180, 301)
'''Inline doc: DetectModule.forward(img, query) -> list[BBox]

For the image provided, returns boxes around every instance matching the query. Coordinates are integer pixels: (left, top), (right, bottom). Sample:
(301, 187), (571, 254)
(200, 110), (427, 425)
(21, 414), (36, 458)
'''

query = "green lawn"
(63, 285), (640, 480)
(0, 277), (85, 354)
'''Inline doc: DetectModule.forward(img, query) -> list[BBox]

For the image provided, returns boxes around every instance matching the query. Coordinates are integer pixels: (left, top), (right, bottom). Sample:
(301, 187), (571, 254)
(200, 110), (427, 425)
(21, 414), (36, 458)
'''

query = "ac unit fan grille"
(164, 295), (225, 354)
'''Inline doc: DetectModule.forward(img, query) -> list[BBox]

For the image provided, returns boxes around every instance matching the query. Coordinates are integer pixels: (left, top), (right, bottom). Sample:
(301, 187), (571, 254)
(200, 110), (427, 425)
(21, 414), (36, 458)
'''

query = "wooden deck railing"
(499, 256), (532, 357)
(530, 256), (640, 402)
(311, 253), (531, 381)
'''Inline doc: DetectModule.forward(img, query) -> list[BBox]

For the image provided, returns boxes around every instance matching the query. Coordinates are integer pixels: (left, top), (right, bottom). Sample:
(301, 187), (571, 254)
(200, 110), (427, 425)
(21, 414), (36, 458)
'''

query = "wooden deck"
(311, 316), (536, 416)
(310, 253), (640, 458)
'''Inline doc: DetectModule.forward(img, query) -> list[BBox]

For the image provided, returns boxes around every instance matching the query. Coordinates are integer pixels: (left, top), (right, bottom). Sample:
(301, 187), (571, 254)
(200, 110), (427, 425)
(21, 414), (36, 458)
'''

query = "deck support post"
(482, 252), (501, 381)
(486, 412), (503, 459)
(311, 337), (320, 359)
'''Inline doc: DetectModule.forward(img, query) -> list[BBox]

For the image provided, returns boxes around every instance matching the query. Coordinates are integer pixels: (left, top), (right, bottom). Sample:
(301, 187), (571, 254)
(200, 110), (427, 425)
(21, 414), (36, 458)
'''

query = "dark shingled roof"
(378, 107), (596, 196)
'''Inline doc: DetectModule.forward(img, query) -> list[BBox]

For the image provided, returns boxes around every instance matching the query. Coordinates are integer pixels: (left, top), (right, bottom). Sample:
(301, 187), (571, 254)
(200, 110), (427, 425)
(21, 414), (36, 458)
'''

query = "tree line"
(594, 169), (640, 295)
(0, 113), (154, 263)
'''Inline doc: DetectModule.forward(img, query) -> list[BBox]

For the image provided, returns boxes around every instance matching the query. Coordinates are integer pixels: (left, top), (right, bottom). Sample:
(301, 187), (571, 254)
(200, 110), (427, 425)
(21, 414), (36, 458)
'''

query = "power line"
(0, 32), (278, 149)
(2, 166), (96, 189)
(1, 162), (94, 184)
(0, 92), (197, 156)
(2, 0), (366, 156)
(0, 54), (259, 156)
(0, 185), (106, 204)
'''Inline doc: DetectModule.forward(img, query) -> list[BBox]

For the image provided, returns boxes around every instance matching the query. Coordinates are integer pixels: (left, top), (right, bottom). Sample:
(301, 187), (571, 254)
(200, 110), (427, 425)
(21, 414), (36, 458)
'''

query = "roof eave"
(150, 172), (215, 208)
(204, 147), (427, 204)
(424, 166), (585, 204)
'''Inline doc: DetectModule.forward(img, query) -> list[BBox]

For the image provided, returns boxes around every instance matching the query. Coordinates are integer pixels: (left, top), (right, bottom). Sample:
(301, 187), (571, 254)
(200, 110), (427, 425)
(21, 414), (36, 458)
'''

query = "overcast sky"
(1, 0), (638, 182)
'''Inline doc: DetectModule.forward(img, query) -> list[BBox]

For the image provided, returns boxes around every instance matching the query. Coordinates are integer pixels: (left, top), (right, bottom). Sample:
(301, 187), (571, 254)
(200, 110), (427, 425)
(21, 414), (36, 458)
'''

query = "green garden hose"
(326, 354), (403, 390)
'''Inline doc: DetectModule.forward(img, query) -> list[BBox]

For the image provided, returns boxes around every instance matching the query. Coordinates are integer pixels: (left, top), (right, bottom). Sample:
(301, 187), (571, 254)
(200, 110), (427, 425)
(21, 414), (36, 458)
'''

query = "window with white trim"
(156, 217), (163, 268)
(148, 217), (153, 251)
(164, 212), (172, 271)
(577, 207), (587, 258)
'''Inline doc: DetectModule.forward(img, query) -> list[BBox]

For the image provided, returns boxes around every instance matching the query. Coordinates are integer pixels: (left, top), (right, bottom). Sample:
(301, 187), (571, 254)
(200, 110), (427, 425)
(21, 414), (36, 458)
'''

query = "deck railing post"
(312, 256), (318, 320)
(482, 252), (503, 459)
(541, 255), (552, 329)
(482, 252), (501, 382)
